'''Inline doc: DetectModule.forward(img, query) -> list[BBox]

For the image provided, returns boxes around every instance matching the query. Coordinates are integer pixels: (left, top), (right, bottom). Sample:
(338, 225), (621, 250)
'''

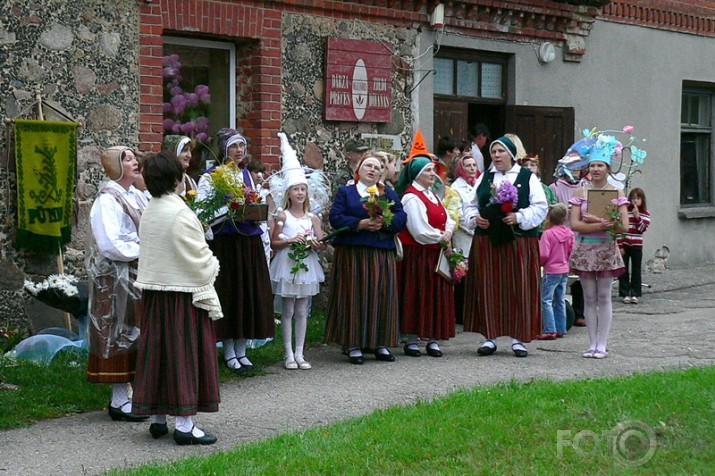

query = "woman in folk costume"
(197, 128), (274, 374)
(462, 136), (547, 358)
(162, 135), (197, 195)
(86, 146), (148, 422)
(326, 153), (407, 364)
(132, 152), (223, 445)
(395, 135), (456, 358)
(269, 133), (329, 370)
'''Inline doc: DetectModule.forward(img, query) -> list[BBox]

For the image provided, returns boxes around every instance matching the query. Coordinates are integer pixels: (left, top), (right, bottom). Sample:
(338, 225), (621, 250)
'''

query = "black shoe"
(512, 343), (528, 358)
(348, 354), (364, 365)
(425, 343), (443, 358)
(225, 357), (248, 375)
(149, 422), (169, 439)
(477, 342), (497, 356)
(107, 402), (149, 422)
(403, 344), (421, 357)
(173, 427), (218, 446)
(374, 348), (395, 362)
(236, 355), (254, 370)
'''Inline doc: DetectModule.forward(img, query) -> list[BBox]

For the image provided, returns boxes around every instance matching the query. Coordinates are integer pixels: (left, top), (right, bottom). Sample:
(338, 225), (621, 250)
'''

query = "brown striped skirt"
(325, 246), (400, 350)
(87, 274), (141, 384)
(463, 235), (541, 343)
(396, 245), (455, 341)
(210, 233), (275, 341)
(132, 290), (220, 416)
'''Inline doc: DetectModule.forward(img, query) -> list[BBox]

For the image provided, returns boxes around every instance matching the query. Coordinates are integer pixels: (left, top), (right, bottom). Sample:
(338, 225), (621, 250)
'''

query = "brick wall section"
(602, 0), (715, 37)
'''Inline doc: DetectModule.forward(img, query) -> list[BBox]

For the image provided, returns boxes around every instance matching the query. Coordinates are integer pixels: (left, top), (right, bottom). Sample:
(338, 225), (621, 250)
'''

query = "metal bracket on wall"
(406, 70), (435, 96)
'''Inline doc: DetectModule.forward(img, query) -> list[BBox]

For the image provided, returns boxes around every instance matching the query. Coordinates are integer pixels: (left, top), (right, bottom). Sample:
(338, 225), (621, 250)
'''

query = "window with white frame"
(680, 87), (713, 206)
(434, 51), (507, 101)
(163, 37), (236, 171)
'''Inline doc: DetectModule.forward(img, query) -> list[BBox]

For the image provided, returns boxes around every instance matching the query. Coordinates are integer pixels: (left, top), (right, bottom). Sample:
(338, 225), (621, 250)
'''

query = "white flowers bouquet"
(24, 274), (88, 317)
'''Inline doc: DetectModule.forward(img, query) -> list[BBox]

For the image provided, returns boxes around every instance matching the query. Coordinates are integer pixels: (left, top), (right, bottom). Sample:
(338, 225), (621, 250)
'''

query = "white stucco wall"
(415, 20), (715, 267)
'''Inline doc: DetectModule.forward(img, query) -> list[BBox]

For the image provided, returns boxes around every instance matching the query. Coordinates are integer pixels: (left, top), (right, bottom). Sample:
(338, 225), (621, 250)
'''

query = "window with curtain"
(680, 88), (713, 206)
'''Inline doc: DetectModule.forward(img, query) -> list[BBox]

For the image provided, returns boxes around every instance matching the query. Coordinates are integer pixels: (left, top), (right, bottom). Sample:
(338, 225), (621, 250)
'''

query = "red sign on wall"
(324, 37), (393, 123)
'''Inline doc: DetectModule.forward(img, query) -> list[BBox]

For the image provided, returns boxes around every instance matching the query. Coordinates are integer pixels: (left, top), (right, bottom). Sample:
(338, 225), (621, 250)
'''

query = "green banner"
(14, 119), (77, 252)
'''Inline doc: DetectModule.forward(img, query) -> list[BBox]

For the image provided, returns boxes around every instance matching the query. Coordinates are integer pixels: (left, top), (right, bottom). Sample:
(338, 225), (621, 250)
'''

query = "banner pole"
(56, 245), (72, 331)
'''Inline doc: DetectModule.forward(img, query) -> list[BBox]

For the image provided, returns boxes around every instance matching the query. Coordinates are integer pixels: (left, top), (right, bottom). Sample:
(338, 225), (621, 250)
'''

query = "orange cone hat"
(402, 129), (447, 181)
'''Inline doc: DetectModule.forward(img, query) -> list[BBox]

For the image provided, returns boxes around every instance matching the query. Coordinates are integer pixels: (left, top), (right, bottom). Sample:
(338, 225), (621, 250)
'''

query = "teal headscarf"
(395, 155), (432, 197)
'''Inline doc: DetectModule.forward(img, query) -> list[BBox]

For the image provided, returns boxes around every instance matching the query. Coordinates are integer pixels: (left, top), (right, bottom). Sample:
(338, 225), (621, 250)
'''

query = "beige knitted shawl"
(135, 193), (223, 320)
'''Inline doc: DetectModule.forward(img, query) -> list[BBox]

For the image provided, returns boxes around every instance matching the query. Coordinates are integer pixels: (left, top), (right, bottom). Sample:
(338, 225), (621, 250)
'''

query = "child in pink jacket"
(538, 204), (575, 339)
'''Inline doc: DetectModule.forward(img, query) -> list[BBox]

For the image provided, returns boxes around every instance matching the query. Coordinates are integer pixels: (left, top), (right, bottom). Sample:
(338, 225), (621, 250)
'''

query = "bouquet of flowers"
(24, 274), (89, 318)
(362, 185), (395, 227)
(441, 245), (469, 284)
(479, 180), (519, 246)
(184, 162), (264, 225)
(288, 233), (316, 283)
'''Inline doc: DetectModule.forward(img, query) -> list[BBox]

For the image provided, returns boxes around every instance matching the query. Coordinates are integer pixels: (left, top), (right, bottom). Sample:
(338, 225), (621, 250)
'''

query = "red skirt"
(210, 234), (275, 341)
(325, 246), (400, 350)
(132, 291), (220, 416)
(396, 245), (455, 340)
(463, 236), (541, 342)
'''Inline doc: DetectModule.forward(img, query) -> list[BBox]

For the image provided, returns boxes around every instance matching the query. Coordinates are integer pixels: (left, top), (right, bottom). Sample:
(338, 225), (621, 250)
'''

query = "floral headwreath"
(556, 125), (647, 189)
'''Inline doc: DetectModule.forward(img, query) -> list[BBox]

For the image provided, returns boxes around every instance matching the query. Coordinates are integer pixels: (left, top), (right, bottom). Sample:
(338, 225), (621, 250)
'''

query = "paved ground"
(1, 265), (714, 475)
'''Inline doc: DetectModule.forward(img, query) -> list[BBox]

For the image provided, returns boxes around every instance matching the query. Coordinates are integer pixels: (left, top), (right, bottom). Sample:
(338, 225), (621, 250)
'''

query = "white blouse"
(89, 181), (147, 262)
(402, 182), (456, 245)
(463, 164), (547, 232)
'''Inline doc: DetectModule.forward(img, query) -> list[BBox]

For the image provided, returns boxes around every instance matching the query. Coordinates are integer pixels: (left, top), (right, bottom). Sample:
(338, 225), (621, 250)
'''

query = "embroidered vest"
(474, 168), (538, 238)
(398, 185), (447, 249)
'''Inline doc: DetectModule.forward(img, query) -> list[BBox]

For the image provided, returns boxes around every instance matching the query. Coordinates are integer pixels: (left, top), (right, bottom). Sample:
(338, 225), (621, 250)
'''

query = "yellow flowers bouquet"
(184, 162), (264, 225)
(362, 184), (395, 227)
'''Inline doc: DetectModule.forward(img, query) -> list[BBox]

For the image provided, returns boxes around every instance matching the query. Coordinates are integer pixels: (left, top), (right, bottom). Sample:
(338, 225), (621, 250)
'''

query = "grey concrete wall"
(416, 20), (715, 267)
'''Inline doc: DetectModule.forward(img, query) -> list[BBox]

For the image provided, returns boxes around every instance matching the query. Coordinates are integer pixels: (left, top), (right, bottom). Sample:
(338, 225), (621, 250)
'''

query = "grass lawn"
(104, 365), (714, 475)
(0, 314), (326, 429)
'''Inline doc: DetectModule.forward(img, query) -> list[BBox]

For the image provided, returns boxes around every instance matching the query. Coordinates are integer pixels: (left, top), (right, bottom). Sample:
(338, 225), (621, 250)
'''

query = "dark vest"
(474, 167), (538, 238)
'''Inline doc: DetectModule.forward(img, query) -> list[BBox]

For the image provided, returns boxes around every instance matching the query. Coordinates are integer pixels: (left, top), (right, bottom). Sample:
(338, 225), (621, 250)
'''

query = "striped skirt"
(87, 274), (141, 384)
(325, 246), (399, 350)
(132, 291), (220, 416)
(396, 245), (455, 341)
(210, 234), (275, 341)
(463, 236), (541, 342)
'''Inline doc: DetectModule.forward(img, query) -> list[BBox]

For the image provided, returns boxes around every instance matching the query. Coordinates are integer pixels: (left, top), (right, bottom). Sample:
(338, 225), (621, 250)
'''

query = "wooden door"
(505, 106), (575, 184)
(434, 99), (469, 145)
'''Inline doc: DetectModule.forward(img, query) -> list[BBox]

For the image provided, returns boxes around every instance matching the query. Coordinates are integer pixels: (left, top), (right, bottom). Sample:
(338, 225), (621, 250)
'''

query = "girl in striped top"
(618, 188), (651, 304)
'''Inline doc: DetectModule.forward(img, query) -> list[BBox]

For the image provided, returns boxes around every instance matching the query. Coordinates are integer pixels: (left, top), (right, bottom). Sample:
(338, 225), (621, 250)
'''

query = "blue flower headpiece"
(555, 126), (647, 187)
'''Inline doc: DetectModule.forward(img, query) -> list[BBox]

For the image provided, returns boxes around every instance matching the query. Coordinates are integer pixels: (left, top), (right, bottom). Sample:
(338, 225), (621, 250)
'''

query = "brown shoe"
(573, 318), (586, 327)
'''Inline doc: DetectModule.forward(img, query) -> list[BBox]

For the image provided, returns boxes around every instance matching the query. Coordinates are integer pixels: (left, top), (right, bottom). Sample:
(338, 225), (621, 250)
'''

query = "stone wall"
(0, 0), (140, 333)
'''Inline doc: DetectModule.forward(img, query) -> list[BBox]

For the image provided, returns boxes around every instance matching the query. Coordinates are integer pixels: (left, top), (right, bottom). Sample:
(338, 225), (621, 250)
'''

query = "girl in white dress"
(270, 180), (326, 370)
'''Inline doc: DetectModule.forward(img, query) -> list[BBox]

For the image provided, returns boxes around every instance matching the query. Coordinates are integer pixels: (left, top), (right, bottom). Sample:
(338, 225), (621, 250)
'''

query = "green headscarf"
(395, 155), (432, 197)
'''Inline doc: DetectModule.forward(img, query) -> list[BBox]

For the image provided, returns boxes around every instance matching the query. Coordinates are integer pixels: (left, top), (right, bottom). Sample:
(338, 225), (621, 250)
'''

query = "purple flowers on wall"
(162, 54), (211, 143)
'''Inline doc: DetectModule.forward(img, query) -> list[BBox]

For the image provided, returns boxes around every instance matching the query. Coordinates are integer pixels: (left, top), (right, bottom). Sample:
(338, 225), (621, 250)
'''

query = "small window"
(434, 51), (507, 101)
(163, 37), (236, 171)
(680, 88), (713, 206)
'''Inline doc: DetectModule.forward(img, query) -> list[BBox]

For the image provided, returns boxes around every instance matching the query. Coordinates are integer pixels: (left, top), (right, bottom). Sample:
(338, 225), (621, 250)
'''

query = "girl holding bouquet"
(326, 154), (407, 364)
(395, 155), (456, 358)
(270, 162), (327, 371)
(463, 136), (548, 358)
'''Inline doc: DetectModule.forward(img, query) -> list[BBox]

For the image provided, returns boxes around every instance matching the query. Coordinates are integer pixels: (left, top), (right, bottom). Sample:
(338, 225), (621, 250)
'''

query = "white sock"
(481, 339), (496, 349)
(511, 338), (526, 351)
(223, 339), (239, 368)
(175, 415), (204, 437)
(405, 341), (419, 350)
(152, 414), (166, 424)
(376, 346), (390, 355)
(234, 339), (253, 366)
(348, 347), (363, 358)
(111, 383), (130, 411)
(282, 297), (295, 360)
(427, 340), (440, 351)
(294, 297), (309, 357)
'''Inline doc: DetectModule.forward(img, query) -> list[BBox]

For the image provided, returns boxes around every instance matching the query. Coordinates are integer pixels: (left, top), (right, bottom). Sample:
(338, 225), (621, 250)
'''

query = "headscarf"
(454, 155), (478, 186)
(100, 146), (134, 181)
(162, 135), (192, 158)
(395, 155), (432, 197)
(216, 128), (247, 161)
(490, 136), (517, 162)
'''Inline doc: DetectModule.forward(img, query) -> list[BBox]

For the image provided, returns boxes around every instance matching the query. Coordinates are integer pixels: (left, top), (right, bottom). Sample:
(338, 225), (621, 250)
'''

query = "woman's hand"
(311, 239), (327, 251)
(439, 230), (453, 246)
(358, 218), (384, 232)
(581, 213), (603, 224)
(501, 213), (518, 226)
(476, 216), (490, 229)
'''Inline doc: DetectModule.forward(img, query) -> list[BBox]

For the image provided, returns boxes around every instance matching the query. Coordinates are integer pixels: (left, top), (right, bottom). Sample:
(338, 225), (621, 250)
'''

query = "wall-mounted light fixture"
(537, 42), (556, 64)
(430, 3), (445, 29)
